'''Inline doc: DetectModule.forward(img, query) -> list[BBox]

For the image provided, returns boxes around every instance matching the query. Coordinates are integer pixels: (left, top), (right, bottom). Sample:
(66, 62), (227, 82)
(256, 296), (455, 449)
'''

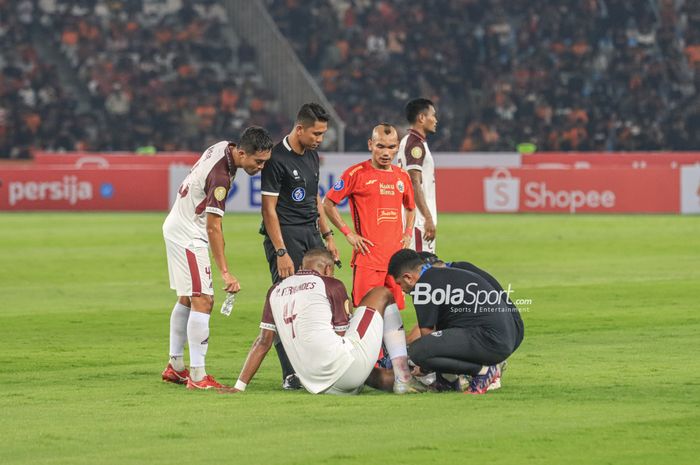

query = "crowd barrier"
(1, 151), (699, 214)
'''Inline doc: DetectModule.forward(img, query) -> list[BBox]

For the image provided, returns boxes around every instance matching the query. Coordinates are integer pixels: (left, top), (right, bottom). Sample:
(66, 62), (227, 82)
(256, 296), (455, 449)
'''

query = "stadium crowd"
(268, 0), (700, 152)
(0, 0), (83, 158)
(2, 0), (700, 156)
(1, 0), (286, 156)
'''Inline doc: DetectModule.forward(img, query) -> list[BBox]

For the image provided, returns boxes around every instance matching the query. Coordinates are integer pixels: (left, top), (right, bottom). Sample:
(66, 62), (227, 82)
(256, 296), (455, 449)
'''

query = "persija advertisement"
(0, 167), (169, 210)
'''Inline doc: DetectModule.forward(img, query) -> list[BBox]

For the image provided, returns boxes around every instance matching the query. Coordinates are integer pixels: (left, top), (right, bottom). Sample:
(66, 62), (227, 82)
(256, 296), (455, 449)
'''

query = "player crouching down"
(223, 249), (426, 395)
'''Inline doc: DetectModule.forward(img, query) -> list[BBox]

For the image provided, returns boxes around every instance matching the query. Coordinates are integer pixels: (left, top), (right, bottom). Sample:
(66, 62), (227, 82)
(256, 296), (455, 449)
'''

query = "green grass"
(1, 213), (698, 465)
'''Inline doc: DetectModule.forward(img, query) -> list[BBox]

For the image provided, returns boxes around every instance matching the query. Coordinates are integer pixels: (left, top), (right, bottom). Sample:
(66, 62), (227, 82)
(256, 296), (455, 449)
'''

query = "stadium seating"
(17, 0), (287, 153)
(0, 0), (83, 157)
(267, 0), (700, 151)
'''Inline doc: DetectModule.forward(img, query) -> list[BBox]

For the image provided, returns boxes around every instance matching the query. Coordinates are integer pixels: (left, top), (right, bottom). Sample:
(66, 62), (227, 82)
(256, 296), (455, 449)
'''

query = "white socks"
(187, 311), (210, 381)
(382, 303), (411, 382)
(169, 302), (190, 371)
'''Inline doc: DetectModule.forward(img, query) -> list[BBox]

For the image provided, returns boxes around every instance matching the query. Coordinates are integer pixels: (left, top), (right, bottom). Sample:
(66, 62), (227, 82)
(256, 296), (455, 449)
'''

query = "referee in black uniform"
(388, 249), (524, 393)
(260, 103), (339, 389)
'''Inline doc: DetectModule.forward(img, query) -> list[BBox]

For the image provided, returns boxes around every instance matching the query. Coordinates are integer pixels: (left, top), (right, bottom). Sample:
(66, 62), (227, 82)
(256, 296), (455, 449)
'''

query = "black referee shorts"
(263, 224), (324, 283)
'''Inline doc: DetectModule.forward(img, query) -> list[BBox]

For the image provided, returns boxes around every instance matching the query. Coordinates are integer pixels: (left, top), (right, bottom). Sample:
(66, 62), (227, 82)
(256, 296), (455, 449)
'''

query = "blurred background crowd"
(2, 0), (698, 157)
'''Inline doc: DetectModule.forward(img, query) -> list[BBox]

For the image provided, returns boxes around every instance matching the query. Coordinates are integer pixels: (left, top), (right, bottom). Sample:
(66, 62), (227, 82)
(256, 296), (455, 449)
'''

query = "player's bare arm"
(220, 328), (275, 393)
(403, 208), (416, 249)
(322, 197), (374, 255)
(317, 194), (339, 260)
(408, 170), (436, 241)
(262, 195), (295, 278)
(206, 213), (240, 293)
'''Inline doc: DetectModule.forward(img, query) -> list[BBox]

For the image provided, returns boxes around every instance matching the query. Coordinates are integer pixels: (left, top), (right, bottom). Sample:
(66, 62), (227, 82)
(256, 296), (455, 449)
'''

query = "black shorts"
(263, 224), (323, 283)
(408, 326), (516, 369)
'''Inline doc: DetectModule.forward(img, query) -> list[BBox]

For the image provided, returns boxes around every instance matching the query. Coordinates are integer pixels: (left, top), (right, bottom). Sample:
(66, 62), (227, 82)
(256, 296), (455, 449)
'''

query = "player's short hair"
(417, 251), (440, 264)
(388, 249), (424, 278)
(302, 248), (334, 267)
(238, 126), (273, 154)
(296, 103), (330, 128)
(376, 122), (396, 135)
(405, 98), (434, 124)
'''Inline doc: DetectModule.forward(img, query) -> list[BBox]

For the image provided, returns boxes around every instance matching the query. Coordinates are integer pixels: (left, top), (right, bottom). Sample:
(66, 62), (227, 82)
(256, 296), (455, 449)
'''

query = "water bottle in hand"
(220, 293), (236, 316)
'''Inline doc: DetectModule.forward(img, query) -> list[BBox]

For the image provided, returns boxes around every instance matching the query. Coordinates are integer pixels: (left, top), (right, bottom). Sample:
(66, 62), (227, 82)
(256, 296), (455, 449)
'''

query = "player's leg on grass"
(357, 287), (426, 393)
(162, 296), (191, 383)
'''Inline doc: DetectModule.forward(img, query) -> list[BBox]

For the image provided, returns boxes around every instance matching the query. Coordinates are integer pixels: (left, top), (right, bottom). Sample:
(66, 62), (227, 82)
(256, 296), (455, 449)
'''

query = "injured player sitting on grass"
(221, 249), (426, 395)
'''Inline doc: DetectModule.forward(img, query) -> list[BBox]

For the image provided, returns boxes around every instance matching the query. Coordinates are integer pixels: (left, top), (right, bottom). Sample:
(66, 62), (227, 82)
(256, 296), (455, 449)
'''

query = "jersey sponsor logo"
(397, 180), (405, 193)
(365, 179), (377, 185)
(377, 207), (399, 224)
(379, 183), (395, 196)
(333, 179), (345, 191)
(348, 165), (364, 177)
(410, 146), (423, 159)
(430, 331), (443, 337)
(292, 187), (306, 201)
(214, 186), (227, 201)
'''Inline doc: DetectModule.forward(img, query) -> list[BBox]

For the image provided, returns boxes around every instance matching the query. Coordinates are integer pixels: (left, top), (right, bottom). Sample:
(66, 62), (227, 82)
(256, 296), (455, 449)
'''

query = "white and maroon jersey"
(163, 141), (236, 248)
(260, 270), (353, 394)
(397, 129), (437, 228)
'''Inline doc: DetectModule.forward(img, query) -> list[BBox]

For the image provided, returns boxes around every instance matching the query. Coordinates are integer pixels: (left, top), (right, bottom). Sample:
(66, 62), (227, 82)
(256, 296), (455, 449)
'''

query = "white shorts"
(410, 226), (435, 254)
(324, 306), (384, 395)
(165, 239), (213, 297)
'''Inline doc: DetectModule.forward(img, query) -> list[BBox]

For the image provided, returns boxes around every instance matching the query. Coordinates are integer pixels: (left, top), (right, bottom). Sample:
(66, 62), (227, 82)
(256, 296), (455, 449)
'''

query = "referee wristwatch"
(276, 248), (287, 257)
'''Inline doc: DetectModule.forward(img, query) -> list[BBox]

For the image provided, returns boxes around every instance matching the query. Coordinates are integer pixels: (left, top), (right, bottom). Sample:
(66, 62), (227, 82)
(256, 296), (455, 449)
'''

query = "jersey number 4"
(282, 301), (297, 338)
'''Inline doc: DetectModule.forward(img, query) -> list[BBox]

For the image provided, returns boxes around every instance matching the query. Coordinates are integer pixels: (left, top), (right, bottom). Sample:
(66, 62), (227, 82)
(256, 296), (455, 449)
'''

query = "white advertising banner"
(680, 165), (700, 214)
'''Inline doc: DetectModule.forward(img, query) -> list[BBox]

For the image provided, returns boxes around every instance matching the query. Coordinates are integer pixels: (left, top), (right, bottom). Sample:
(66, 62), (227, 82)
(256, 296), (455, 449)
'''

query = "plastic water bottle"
(220, 293), (236, 316)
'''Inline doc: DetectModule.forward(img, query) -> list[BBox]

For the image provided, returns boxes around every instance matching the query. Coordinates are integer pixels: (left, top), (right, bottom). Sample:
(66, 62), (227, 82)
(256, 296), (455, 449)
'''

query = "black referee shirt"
(260, 136), (320, 227)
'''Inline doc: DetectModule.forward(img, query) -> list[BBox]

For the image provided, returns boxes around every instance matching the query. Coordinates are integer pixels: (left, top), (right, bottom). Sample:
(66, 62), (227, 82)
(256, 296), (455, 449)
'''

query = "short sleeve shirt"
(163, 141), (236, 248)
(326, 160), (415, 270)
(260, 136), (320, 227)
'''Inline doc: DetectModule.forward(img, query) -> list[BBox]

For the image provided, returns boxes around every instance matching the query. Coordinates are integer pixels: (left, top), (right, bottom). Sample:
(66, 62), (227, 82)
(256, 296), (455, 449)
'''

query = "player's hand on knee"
(277, 254), (294, 278)
(222, 272), (240, 293)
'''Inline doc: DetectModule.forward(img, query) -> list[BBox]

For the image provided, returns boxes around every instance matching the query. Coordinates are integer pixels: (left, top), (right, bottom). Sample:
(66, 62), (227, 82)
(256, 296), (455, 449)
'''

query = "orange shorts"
(351, 266), (387, 307)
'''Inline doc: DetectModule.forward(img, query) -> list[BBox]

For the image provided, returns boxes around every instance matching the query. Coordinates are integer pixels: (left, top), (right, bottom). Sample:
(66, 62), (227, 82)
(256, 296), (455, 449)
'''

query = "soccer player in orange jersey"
(323, 123), (416, 307)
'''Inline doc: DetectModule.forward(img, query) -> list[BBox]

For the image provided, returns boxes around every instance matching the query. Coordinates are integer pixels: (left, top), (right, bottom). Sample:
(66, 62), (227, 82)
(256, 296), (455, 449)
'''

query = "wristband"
(234, 379), (247, 391)
(340, 225), (351, 236)
(322, 230), (334, 239)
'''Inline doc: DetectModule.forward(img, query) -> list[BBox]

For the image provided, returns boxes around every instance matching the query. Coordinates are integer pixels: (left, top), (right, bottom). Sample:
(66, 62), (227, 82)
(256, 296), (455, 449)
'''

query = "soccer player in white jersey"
(161, 126), (273, 390)
(223, 249), (426, 395)
(397, 98), (439, 253)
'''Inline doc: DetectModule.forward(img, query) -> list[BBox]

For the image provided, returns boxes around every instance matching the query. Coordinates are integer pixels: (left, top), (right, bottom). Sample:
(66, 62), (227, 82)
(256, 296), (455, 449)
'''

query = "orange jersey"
(326, 160), (415, 270)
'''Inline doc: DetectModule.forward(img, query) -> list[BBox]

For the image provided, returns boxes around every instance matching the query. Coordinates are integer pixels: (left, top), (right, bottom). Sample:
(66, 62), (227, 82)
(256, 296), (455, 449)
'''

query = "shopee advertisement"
(439, 167), (679, 213)
(521, 152), (700, 168)
(0, 167), (169, 210)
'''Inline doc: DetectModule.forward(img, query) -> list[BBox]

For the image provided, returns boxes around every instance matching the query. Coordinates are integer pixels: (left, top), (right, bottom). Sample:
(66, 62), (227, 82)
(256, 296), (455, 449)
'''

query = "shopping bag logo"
(484, 169), (520, 212)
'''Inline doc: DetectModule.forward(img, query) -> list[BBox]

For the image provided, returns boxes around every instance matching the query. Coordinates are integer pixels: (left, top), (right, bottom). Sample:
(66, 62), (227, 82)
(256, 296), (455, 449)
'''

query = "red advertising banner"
(33, 151), (199, 167)
(437, 167), (679, 213)
(0, 166), (169, 210)
(522, 152), (700, 168)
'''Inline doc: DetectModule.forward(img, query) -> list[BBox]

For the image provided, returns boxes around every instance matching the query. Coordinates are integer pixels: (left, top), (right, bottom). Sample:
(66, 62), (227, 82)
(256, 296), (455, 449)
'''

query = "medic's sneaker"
(487, 360), (508, 392)
(465, 365), (499, 395)
(161, 364), (190, 385)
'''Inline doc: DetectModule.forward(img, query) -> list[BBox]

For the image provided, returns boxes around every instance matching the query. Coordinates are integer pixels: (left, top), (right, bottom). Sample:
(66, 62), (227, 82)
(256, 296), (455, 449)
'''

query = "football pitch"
(1, 212), (698, 465)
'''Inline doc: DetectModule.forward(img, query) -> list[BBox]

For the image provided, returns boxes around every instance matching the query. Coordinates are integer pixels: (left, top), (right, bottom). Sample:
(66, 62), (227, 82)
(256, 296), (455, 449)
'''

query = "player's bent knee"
(358, 287), (393, 314)
(190, 294), (214, 313)
(408, 340), (429, 367)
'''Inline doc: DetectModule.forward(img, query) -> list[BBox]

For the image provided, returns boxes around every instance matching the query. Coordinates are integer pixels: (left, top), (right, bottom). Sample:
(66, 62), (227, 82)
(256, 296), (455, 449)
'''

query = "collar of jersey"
(225, 143), (236, 176)
(283, 136), (305, 156)
(409, 128), (426, 142)
(296, 269), (320, 276)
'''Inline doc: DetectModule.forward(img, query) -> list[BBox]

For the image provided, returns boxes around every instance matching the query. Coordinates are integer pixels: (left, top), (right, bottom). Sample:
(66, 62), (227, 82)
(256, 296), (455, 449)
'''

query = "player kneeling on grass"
(222, 249), (426, 395)
(389, 249), (525, 394)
